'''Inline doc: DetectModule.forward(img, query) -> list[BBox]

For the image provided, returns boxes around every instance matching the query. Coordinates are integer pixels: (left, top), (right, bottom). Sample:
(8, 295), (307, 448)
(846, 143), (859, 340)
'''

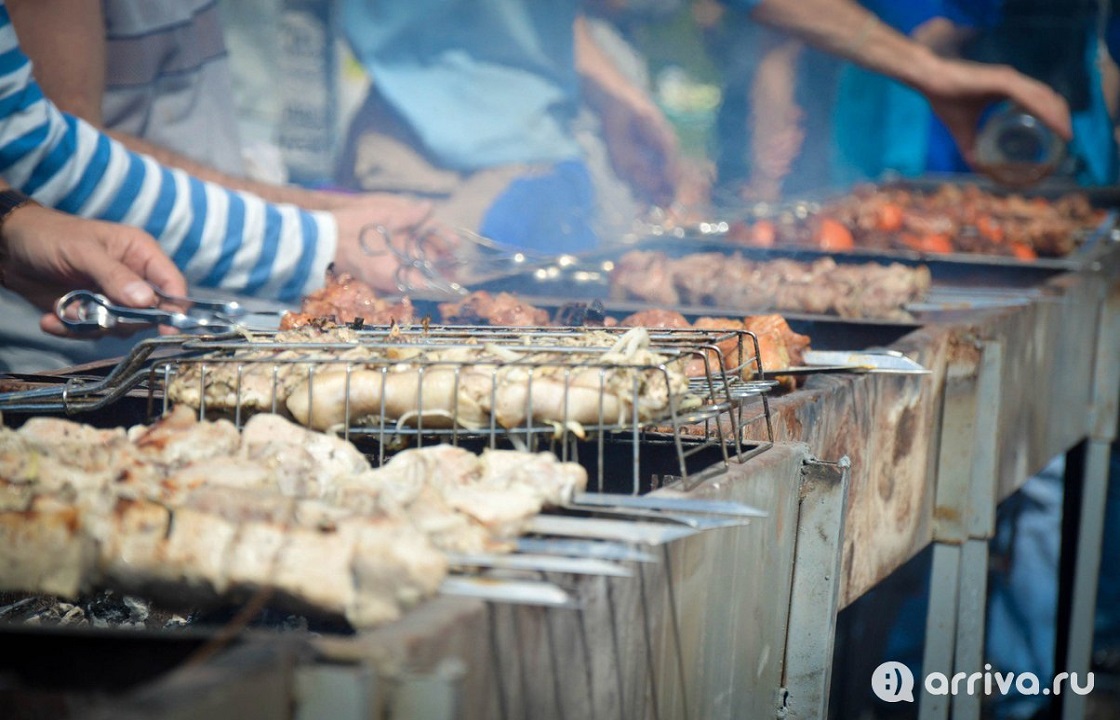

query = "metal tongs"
(367, 224), (569, 293)
(54, 288), (270, 332)
(359, 224), (471, 296)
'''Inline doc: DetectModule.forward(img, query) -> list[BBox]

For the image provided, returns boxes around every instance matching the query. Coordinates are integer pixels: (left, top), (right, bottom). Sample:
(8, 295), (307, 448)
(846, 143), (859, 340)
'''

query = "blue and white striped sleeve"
(0, 2), (336, 301)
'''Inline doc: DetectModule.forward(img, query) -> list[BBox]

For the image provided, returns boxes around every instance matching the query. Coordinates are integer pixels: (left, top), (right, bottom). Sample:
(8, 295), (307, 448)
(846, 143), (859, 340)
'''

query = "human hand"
(920, 57), (1073, 166)
(746, 103), (805, 202)
(0, 203), (188, 337)
(330, 197), (459, 294)
(910, 17), (969, 56)
(595, 86), (681, 206)
(666, 158), (714, 224)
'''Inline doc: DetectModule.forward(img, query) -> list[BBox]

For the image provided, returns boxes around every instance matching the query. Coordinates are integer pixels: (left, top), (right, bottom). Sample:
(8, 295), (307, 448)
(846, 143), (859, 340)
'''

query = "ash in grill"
(157, 324), (774, 491)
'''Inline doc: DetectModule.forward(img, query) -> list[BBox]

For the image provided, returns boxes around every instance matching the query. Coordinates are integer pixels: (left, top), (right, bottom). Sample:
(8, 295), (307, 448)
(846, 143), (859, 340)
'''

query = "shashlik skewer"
(0, 407), (589, 627)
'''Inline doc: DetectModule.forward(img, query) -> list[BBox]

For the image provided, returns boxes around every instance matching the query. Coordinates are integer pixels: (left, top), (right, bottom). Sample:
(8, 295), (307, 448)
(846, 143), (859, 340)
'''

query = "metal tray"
(444, 237), (1038, 327)
(651, 175), (1120, 278)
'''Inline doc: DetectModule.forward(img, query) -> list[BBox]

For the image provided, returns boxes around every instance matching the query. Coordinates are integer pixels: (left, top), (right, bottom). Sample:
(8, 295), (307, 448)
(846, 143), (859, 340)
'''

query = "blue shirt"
(341, 0), (762, 172)
(831, 0), (1116, 186)
(341, 0), (584, 171)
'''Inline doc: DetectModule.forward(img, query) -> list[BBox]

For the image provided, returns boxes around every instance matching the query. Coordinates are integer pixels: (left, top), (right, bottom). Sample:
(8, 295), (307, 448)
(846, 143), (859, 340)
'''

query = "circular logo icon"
(871, 661), (915, 703)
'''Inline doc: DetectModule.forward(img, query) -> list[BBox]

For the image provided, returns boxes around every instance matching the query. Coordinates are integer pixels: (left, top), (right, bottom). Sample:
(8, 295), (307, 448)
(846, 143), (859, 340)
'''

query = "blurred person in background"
(706, 0), (1109, 200)
(0, 0), (435, 372)
(336, 0), (1071, 254)
(827, 0), (1118, 188)
(697, 1), (822, 203)
(337, 4), (682, 254)
(5, 0), (437, 215)
(0, 0), (443, 372)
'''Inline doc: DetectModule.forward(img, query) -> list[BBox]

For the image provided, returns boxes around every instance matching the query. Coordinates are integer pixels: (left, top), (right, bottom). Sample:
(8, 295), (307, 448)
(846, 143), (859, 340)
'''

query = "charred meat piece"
(620, 309), (692, 328)
(281, 269), (414, 329)
(438, 291), (550, 327)
(740, 314), (811, 389)
(554, 299), (611, 327)
(609, 251), (680, 306)
(817, 183), (1102, 258)
(610, 250), (928, 320)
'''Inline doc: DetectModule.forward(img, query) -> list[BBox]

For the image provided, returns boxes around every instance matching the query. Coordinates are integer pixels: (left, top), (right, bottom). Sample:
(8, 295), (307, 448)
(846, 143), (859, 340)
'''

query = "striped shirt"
(0, 1), (336, 300)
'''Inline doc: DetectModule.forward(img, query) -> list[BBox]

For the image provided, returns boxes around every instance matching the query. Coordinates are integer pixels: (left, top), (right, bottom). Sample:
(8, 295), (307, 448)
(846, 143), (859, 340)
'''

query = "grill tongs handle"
(54, 289), (236, 331)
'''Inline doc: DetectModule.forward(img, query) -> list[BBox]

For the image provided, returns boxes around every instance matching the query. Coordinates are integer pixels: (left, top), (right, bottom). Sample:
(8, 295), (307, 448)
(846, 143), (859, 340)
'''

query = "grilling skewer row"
(0, 407), (762, 625)
(0, 407), (578, 626)
(163, 325), (702, 433)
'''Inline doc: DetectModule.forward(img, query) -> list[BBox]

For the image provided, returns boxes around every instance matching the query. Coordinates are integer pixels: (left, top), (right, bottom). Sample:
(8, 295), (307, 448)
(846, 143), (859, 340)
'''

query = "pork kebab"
(0, 407), (586, 627)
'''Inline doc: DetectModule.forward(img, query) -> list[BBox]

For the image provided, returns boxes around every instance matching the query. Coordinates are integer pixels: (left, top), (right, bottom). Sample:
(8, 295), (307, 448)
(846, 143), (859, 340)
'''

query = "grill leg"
(780, 459), (849, 720)
(951, 539), (989, 720)
(1061, 276), (1120, 718)
(1060, 439), (1111, 719)
(920, 542), (961, 720)
(922, 339), (1002, 720)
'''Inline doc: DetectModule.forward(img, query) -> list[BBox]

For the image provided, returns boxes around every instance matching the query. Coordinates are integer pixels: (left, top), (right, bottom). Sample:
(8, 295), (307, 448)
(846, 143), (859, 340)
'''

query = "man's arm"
(746, 0), (1073, 163)
(0, 3), (441, 300)
(574, 15), (681, 205)
(743, 35), (804, 201)
(101, 129), (361, 210)
(5, 0), (105, 122)
(5, 0), (399, 212)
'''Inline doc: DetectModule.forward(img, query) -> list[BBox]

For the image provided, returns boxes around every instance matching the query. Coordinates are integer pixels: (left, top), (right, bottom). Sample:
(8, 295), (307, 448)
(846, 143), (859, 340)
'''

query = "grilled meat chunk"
(611, 250), (929, 321)
(281, 269), (414, 328)
(0, 410), (589, 626)
(438, 291), (550, 327)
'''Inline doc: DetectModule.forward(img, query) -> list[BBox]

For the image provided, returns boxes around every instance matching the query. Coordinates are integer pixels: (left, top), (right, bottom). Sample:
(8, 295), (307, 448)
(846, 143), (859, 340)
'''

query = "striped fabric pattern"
(0, 1), (335, 300)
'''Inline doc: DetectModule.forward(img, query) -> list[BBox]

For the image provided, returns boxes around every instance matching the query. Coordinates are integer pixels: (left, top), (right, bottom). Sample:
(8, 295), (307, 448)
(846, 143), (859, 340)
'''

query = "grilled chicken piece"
(225, 522), (288, 595)
(96, 498), (172, 594)
(336, 445), (586, 546)
(741, 314), (812, 389)
(621, 309), (691, 328)
(239, 413), (370, 496)
(131, 406), (241, 467)
(165, 324), (376, 416)
(8, 418), (135, 494)
(161, 459), (274, 503)
(368, 445), (536, 542)
(477, 449), (588, 507)
(0, 497), (92, 597)
(689, 317), (748, 377)
(346, 517), (448, 627)
(0, 404), (591, 626)
(158, 507), (239, 595)
(438, 291), (550, 326)
(741, 315), (811, 372)
(332, 447), (499, 553)
(282, 270), (415, 328)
